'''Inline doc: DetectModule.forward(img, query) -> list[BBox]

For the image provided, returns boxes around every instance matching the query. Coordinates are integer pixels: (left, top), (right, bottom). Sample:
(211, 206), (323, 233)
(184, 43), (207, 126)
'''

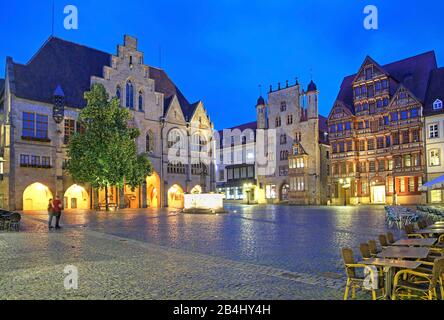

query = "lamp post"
(244, 183), (253, 205)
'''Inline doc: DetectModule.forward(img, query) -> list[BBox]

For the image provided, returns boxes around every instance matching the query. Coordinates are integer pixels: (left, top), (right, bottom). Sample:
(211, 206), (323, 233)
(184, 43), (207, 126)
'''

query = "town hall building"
(0, 35), (215, 211)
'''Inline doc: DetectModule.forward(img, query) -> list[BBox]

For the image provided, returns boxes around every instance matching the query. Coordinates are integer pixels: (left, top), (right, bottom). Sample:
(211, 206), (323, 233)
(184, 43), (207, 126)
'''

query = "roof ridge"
(23, 36), (111, 66)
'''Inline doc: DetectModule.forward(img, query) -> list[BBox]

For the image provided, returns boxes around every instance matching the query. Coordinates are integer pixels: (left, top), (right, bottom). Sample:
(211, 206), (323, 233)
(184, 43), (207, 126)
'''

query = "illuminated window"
(400, 179), (406, 193)
(409, 178), (416, 192)
(430, 149), (441, 167)
(431, 190), (443, 203)
(266, 185), (277, 199)
(404, 154), (412, 167)
(388, 178), (394, 193)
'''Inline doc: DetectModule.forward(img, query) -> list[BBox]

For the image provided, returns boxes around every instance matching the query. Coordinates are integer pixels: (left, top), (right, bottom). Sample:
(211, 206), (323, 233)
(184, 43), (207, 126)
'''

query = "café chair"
(341, 248), (378, 300)
(392, 257), (444, 300)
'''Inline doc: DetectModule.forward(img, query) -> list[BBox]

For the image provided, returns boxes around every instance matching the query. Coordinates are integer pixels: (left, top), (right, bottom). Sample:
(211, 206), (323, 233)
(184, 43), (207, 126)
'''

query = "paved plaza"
(0, 204), (396, 300)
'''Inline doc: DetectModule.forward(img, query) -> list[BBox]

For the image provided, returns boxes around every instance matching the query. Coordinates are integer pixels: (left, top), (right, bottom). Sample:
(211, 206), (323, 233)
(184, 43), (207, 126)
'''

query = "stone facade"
(0, 35), (215, 211)
(216, 121), (257, 204)
(255, 81), (329, 205)
(423, 68), (444, 204)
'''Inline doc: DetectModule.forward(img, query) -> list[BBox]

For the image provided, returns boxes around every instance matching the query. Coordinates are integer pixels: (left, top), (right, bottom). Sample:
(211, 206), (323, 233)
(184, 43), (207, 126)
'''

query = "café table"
(417, 228), (444, 235)
(360, 258), (422, 300)
(378, 246), (430, 259)
(392, 238), (437, 247)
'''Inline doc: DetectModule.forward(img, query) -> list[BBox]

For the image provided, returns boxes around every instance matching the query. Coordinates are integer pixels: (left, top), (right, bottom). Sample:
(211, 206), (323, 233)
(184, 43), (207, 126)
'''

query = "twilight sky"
(1, 0), (444, 129)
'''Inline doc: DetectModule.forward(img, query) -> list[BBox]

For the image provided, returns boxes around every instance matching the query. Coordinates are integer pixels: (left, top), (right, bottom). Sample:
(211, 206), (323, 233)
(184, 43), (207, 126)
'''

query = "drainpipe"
(160, 117), (165, 207)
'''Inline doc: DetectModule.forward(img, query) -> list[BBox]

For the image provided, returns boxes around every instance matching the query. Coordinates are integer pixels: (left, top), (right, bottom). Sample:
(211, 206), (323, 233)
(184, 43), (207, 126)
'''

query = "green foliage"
(66, 83), (153, 195)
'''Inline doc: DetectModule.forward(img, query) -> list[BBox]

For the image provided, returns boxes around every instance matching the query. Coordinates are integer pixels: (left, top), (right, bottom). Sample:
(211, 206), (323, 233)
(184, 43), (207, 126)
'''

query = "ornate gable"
(291, 141), (308, 156)
(190, 102), (212, 130)
(165, 95), (186, 123)
(353, 56), (388, 84)
(388, 85), (422, 110)
(328, 101), (353, 122)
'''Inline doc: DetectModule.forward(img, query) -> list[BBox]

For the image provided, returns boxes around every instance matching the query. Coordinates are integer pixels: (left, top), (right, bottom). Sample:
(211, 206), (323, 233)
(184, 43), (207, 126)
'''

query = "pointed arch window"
(146, 131), (154, 153)
(116, 86), (121, 102)
(138, 91), (144, 111)
(126, 81), (134, 109)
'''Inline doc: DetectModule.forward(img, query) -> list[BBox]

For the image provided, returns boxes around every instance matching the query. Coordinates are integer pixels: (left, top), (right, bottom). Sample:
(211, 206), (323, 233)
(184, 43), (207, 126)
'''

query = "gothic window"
(138, 91), (144, 111)
(280, 101), (287, 112)
(146, 131), (154, 153)
(191, 162), (207, 175)
(167, 129), (184, 149)
(275, 117), (281, 127)
(167, 161), (185, 174)
(116, 86), (121, 101)
(287, 114), (293, 125)
(191, 134), (206, 152)
(126, 81), (134, 109)
(280, 134), (287, 145)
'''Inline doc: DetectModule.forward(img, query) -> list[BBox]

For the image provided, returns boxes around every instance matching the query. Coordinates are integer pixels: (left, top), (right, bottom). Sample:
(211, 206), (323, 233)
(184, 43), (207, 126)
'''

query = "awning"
(419, 174), (444, 192)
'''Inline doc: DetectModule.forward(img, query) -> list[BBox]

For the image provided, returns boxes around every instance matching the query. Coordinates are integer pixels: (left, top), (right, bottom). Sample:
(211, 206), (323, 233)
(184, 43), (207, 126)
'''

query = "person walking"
(52, 196), (63, 230)
(48, 199), (54, 229)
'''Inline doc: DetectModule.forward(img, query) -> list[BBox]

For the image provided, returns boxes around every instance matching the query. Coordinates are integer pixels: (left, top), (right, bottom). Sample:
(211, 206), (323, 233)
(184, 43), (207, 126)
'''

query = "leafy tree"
(66, 83), (153, 211)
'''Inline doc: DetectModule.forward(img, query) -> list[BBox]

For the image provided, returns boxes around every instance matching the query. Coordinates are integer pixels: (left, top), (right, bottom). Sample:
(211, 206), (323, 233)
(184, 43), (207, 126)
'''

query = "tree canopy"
(66, 83), (153, 209)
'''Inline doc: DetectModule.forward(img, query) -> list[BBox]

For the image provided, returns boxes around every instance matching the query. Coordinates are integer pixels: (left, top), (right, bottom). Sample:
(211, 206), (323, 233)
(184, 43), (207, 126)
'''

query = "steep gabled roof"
(335, 51), (438, 113)
(424, 67), (444, 116)
(12, 37), (111, 108)
(8, 36), (197, 119)
(218, 121), (257, 147)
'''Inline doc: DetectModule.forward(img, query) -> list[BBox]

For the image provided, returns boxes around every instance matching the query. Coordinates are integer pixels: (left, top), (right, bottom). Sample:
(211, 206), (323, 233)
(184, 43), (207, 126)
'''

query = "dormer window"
(433, 99), (443, 110)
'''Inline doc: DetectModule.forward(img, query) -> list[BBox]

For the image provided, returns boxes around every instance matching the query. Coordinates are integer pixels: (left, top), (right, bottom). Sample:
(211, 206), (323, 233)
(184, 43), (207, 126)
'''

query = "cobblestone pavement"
(0, 205), (394, 300)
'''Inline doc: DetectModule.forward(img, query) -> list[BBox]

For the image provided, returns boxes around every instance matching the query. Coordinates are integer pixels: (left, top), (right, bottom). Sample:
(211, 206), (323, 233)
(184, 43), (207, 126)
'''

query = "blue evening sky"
(1, 0), (443, 129)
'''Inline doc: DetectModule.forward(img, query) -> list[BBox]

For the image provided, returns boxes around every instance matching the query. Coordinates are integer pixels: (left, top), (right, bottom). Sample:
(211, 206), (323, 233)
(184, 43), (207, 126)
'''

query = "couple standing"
(48, 196), (63, 230)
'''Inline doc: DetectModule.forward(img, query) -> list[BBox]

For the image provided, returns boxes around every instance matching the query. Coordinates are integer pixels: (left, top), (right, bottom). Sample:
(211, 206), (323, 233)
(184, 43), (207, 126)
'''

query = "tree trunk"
(105, 185), (110, 212)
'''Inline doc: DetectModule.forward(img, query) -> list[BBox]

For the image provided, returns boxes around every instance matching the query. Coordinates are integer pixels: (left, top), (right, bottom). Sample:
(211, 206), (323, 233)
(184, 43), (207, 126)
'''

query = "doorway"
(371, 186), (386, 204)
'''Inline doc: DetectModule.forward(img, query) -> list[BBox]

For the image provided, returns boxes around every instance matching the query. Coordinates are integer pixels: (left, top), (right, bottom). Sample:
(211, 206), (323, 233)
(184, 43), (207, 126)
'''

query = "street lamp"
(243, 183), (253, 205)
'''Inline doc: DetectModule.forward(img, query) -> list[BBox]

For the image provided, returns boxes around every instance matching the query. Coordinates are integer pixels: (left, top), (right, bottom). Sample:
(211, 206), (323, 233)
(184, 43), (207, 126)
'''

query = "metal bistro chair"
(0, 213), (12, 231)
(0, 215), (5, 231)
(418, 220), (428, 230)
(405, 224), (424, 239)
(359, 243), (372, 260)
(387, 232), (395, 244)
(379, 234), (389, 249)
(8, 213), (21, 231)
(392, 257), (444, 300)
(341, 248), (378, 300)
(368, 240), (380, 257)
